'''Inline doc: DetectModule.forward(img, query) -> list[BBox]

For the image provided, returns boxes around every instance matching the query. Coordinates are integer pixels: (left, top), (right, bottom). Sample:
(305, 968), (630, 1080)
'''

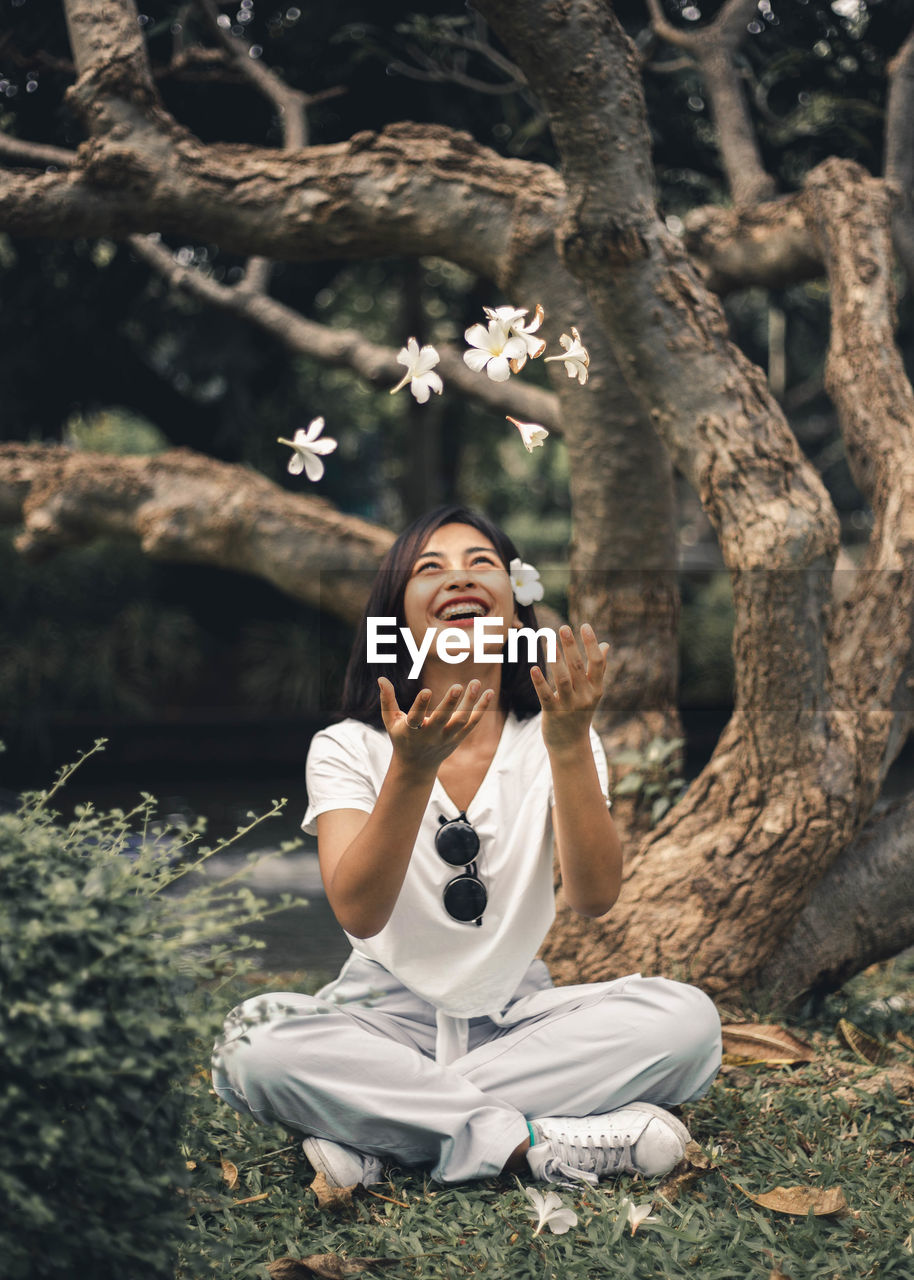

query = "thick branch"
(885, 24), (914, 287)
(682, 197), (822, 294)
(0, 443), (391, 625)
(757, 793), (914, 998)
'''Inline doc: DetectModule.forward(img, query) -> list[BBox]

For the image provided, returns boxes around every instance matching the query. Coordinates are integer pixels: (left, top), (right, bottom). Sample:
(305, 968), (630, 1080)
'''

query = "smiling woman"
(212, 503), (722, 1192)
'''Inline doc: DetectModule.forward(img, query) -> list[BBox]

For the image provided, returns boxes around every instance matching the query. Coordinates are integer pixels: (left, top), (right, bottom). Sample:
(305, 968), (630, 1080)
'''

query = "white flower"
(506, 416), (549, 453)
(483, 302), (547, 372)
(524, 1187), (578, 1237)
(831, 0), (864, 20)
(463, 319), (528, 383)
(509, 557), (544, 607)
(621, 1198), (659, 1237)
(390, 338), (444, 404)
(544, 326), (590, 385)
(276, 417), (337, 481)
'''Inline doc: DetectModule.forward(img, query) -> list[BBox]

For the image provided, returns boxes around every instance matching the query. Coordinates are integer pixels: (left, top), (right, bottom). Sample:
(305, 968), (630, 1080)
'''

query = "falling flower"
(544, 326), (590, 385)
(484, 303), (547, 372)
(390, 338), (444, 403)
(621, 1198), (659, 1236)
(277, 417), (337, 481)
(509, 557), (544, 607)
(524, 1187), (578, 1237)
(463, 318), (528, 383)
(506, 416), (549, 453)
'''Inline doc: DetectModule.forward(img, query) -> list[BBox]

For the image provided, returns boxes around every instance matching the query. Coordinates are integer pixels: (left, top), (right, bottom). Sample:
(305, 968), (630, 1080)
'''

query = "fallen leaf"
(185, 1160), (197, 1171)
(721, 1023), (815, 1065)
(768, 1269), (794, 1280)
(268, 1255), (400, 1279)
(735, 1183), (848, 1217)
(310, 1171), (356, 1211)
(832, 1063), (914, 1103)
(837, 1019), (885, 1065)
(896, 1031), (914, 1054)
(656, 1140), (714, 1203)
(221, 1158), (239, 1190)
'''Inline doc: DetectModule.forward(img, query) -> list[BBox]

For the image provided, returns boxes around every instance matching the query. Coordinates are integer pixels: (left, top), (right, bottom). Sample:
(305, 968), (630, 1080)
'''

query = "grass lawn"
(178, 955), (914, 1280)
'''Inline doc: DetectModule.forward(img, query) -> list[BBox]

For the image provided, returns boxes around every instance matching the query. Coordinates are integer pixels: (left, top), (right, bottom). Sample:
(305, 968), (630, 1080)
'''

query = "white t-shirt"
(303, 711), (610, 1056)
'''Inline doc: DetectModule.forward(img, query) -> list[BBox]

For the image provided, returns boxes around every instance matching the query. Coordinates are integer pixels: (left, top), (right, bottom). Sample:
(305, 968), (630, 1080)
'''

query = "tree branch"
(0, 443), (392, 625)
(645, 0), (775, 207)
(757, 793), (914, 998)
(126, 232), (562, 429)
(885, 23), (914, 288)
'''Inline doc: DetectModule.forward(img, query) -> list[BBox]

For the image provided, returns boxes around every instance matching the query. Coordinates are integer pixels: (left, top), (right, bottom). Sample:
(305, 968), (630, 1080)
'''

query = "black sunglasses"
(435, 812), (486, 927)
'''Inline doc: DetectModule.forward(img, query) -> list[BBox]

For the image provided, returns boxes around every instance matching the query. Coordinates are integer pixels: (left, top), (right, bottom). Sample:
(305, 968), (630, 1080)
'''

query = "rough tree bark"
(1, 0), (913, 998)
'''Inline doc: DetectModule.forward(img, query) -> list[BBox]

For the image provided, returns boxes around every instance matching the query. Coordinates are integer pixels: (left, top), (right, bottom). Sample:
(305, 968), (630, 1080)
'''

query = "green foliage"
(0, 744), (299, 1280)
(64, 406), (170, 456)
(612, 736), (687, 825)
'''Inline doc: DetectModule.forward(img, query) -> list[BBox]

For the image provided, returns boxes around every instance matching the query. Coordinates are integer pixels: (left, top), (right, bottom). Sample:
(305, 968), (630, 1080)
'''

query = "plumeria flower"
(389, 338), (444, 404)
(509, 557), (544, 607)
(621, 1198), (659, 1237)
(483, 303), (547, 372)
(276, 417), (337, 481)
(544, 326), (590, 385)
(506, 416), (549, 453)
(524, 1187), (578, 1237)
(463, 318), (528, 383)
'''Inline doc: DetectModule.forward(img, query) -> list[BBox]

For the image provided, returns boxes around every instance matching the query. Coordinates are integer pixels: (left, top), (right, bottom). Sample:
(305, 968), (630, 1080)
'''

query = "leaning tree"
(1, 0), (913, 1001)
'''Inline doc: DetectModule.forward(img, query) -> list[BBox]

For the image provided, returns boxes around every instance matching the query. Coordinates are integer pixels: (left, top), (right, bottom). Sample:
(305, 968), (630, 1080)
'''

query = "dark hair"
(341, 504), (545, 727)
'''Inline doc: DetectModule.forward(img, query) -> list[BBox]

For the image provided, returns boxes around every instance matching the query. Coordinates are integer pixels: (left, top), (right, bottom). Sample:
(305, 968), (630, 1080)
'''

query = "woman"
(213, 505), (721, 1188)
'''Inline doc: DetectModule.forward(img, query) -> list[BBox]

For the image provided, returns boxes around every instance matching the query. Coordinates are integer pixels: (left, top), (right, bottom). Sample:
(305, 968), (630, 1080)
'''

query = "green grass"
(178, 956), (914, 1280)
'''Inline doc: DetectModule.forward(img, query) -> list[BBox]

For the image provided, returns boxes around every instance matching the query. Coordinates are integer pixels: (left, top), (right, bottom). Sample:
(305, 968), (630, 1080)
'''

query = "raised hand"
(531, 623), (609, 755)
(378, 676), (494, 771)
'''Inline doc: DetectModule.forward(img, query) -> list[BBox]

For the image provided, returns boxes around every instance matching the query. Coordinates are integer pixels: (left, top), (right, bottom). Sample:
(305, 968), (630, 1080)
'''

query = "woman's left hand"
(531, 623), (609, 755)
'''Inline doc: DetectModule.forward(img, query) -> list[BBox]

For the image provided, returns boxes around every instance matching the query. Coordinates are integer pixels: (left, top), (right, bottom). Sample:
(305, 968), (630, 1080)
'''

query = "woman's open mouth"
(435, 597), (491, 626)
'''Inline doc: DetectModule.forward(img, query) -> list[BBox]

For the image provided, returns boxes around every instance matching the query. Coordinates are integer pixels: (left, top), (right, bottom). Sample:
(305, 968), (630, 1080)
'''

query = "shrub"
(0, 743), (293, 1280)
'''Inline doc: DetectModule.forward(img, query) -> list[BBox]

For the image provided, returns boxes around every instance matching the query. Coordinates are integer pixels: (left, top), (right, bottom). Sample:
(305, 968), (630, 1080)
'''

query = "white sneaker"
(301, 1135), (384, 1187)
(527, 1103), (690, 1185)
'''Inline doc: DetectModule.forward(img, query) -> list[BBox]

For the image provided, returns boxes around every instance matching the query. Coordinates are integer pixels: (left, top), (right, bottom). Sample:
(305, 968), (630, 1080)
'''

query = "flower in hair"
(509, 557), (544, 606)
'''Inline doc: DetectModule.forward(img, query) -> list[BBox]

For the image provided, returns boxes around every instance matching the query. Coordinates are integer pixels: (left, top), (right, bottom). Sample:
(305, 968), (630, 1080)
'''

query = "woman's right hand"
(378, 676), (494, 771)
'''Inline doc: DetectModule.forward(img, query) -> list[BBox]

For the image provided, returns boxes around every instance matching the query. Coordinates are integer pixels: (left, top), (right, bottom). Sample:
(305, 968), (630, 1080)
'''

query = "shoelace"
(546, 1131), (636, 1185)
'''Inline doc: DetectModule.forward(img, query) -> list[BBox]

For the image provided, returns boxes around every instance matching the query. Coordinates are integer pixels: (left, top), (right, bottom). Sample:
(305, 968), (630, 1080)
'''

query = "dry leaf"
(896, 1031), (914, 1054)
(721, 1023), (815, 1065)
(310, 1171), (356, 1212)
(837, 1019), (885, 1065)
(221, 1158), (239, 1190)
(832, 1063), (914, 1103)
(656, 1140), (714, 1203)
(736, 1183), (848, 1217)
(268, 1255), (399, 1279)
(185, 1160), (197, 1171)
(768, 1269), (793, 1280)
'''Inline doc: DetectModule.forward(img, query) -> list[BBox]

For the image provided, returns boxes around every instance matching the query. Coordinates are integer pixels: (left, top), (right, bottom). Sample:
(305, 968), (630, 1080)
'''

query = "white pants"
(212, 955), (722, 1184)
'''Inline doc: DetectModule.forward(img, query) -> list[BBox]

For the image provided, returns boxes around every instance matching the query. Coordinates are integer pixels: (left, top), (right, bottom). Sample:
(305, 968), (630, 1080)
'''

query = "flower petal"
(485, 355), (512, 382)
(307, 436), (338, 455)
(410, 379), (431, 404)
(302, 451), (325, 482)
(287, 451), (305, 475)
(463, 348), (491, 373)
(464, 323), (492, 351)
(413, 344), (441, 375)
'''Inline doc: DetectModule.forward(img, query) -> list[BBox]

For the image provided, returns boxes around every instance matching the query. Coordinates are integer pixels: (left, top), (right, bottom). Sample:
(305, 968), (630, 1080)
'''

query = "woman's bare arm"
(317, 677), (493, 938)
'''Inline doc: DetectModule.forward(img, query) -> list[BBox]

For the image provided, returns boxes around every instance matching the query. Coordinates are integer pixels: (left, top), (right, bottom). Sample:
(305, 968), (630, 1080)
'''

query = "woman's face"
(402, 522), (518, 658)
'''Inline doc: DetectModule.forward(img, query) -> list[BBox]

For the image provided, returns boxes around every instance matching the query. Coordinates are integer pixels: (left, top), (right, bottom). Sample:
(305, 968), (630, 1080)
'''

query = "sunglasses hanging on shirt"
(435, 812), (487, 927)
